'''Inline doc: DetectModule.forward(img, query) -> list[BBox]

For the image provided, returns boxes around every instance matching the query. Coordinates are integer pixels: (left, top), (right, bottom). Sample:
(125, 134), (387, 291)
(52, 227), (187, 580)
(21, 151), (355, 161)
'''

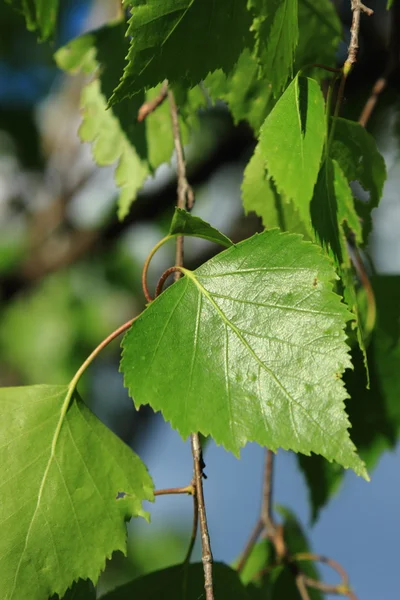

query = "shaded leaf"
(330, 118), (386, 241)
(249, 0), (299, 95)
(51, 579), (96, 600)
(1, 385), (153, 600)
(299, 276), (400, 520)
(259, 76), (325, 225)
(6, 0), (59, 39)
(169, 208), (233, 247)
(295, 0), (341, 78)
(111, 0), (253, 104)
(101, 562), (249, 599)
(240, 508), (321, 600)
(121, 230), (366, 476)
(205, 48), (274, 133)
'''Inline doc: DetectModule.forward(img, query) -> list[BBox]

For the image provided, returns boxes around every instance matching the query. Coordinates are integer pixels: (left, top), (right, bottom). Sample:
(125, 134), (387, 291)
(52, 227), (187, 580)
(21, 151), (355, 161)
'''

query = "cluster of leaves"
(2, 1), (400, 599)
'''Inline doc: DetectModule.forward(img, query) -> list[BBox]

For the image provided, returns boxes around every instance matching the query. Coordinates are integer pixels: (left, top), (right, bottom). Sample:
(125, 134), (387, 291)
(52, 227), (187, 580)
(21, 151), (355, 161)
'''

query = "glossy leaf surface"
(122, 230), (366, 476)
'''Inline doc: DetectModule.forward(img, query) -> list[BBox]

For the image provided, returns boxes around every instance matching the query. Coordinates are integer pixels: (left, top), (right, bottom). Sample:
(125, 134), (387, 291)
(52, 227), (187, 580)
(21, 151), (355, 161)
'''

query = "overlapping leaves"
(111, 0), (253, 104)
(55, 21), (205, 219)
(299, 276), (400, 520)
(0, 385), (153, 600)
(122, 229), (366, 476)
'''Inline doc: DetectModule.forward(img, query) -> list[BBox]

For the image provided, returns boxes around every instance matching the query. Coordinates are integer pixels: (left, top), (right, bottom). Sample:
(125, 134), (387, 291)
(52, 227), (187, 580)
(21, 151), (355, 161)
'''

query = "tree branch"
(168, 88), (214, 600)
(345, 1), (373, 75)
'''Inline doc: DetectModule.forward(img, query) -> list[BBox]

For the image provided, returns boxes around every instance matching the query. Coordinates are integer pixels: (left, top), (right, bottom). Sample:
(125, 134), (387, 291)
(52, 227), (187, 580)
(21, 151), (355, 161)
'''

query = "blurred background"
(0, 0), (399, 598)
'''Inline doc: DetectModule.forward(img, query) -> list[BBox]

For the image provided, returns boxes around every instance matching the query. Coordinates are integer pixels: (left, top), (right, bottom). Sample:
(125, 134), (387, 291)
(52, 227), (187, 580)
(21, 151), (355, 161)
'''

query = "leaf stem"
(138, 80), (168, 122)
(69, 317), (137, 392)
(154, 485), (194, 496)
(155, 266), (185, 297)
(141, 236), (172, 302)
(236, 519), (264, 573)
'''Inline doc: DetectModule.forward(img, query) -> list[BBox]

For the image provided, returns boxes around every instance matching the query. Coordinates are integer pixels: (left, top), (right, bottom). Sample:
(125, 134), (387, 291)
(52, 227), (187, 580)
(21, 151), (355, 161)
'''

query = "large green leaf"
(249, 0), (299, 95)
(242, 144), (312, 237)
(205, 48), (275, 133)
(259, 76), (326, 225)
(121, 230), (366, 476)
(55, 22), (205, 220)
(0, 385), (153, 600)
(111, 0), (253, 104)
(101, 562), (249, 599)
(299, 276), (400, 520)
(169, 208), (233, 247)
(330, 118), (387, 242)
(6, 0), (59, 39)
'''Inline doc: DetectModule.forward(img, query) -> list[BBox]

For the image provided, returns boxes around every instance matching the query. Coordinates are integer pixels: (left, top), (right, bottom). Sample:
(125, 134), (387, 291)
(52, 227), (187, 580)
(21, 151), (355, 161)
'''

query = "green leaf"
(55, 23), (205, 220)
(249, 0), (299, 95)
(242, 144), (313, 237)
(169, 208), (233, 247)
(111, 0), (253, 104)
(387, 0), (394, 9)
(100, 562), (249, 599)
(259, 76), (326, 225)
(6, 0), (59, 39)
(299, 276), (400, 520)
(295, 0), (341, 78)
(330, 118), (387, 241)
(205, 48), (275, 133)
(121, 230), (366, 476)
(1, 385), (153, 600)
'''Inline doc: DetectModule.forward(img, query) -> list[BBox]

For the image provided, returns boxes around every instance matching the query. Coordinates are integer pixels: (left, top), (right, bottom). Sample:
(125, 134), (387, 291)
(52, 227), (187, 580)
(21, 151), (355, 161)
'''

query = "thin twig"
(237, 519), (264, 573)
(138, 80), (168, 122)
(191, 434), (214, 600)
(154, 485), (194, 497)
(168, 88), (214, 599)
(295, 574), (312, 600)
(345, 1), (373, 75)
(294, 552), (349, 586)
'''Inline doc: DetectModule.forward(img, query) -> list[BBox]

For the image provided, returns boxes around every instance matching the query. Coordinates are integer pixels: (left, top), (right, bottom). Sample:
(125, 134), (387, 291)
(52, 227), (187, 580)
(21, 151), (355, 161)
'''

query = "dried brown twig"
(137, 80), (168, 122)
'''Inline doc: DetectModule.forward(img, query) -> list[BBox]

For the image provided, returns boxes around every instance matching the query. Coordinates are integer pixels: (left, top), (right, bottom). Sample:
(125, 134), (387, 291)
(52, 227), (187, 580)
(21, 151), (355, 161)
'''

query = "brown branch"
(345, 1), (373, 76)
(168, 88), (214, 599)
(191, 434), (214, 599)
(138, 81), (168, 122)
(262, 449), (276, 538)
(154, 485), (194, 497)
